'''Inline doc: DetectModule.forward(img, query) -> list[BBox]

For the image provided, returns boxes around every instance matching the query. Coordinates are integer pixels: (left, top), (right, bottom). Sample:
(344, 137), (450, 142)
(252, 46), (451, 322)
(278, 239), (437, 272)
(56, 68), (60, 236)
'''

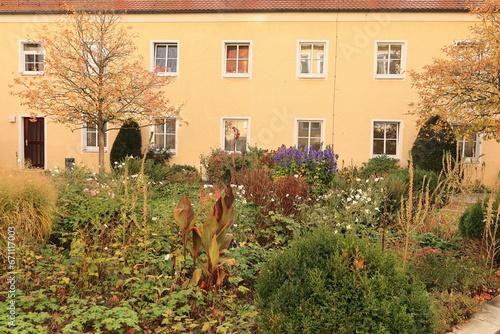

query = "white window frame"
(297, 41), (328, 79)
(295, 118), (325, 150)
(371, 119), (403, 159)
(150, 117), (178, 155)
(374, 40), (406, 80)
(222, 41), (252, 78)
(458, 133), (482, 164)
(19, 40), (45, 75)
(151, 40), (179, 77)
(82, 122), (107, 153)
(221, 117), (250, 153)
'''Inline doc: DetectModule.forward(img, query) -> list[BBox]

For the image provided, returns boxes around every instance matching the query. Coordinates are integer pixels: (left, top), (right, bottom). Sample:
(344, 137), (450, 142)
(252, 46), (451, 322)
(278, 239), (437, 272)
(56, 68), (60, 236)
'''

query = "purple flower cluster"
(272, 145), (339, 184)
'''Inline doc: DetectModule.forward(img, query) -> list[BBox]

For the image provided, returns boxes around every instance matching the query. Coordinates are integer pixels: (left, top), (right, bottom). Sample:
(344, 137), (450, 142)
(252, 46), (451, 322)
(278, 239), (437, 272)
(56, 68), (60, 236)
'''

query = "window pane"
(167, 45), (177, 58)
(385, 123), (397, 139)
(156, 45), (166, 58)
(166, 134), (175, 148)
(310, 122), (321, 137)
(155, 134), (165, 149)
(301, 57), (311, 73)
(166, 59), (177, 72)
(313, 44), (324, 56)
(238, 45), (249, 58)
(87, 133), (97, 147)
(373, 123), (385, 138)
(165, 119), (175, 133)
(377, 44), (389, 57)
(390, 45), (402, 59)
(226, 60), (237, 73)
(226, 45), (237, 58)
(373, 140), (384, 154)
(310, 138), (321, 150)
(389, 60), (401, 74)
(386, 140), (397, 155)
(298, 122), (310, 137)
(298, 138), (309, 148)
(156, 59), (166, 68)
(238, 60), (248, 73)
(301, 44), (312, 53)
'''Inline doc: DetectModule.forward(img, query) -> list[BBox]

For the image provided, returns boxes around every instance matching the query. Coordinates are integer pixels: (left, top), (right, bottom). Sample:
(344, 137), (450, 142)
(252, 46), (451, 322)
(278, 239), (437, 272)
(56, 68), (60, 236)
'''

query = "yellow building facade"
(1, 3), (498, 185)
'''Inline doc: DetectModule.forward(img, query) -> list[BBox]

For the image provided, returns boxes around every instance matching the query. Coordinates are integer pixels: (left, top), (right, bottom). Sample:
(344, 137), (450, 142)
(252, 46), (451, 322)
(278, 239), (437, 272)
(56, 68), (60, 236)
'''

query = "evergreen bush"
(459, 193), (500, 239)
(411, 116), (456, 174)
(359, 154), (400, 178)
(256, 228), (435, 334)
(110, 120), (142, 167)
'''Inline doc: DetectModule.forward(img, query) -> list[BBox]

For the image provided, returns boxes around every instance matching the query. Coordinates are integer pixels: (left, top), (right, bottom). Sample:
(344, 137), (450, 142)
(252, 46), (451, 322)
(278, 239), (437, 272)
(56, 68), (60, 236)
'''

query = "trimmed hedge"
(256, 229), (435, 334)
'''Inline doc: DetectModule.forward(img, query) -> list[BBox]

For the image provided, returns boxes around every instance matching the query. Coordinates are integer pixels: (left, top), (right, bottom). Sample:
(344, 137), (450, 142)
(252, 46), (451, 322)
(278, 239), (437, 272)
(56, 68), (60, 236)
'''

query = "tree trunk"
(98, 121), (106, 175)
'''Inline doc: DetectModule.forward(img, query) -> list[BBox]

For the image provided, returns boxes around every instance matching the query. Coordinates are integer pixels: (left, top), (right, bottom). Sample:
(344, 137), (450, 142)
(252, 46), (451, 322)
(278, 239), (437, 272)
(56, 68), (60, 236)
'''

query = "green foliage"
(360, 154), (400, 178)
(110, 120), (143, 167)
(406, 247), (487, 293)
(459, 193), (500, 239)
(431, 291), (483, 334)
(200, 147), (250, 184)
(411, 116), (457, 174)
(256, 228), (436, 334)
(173, 189), (236, 290)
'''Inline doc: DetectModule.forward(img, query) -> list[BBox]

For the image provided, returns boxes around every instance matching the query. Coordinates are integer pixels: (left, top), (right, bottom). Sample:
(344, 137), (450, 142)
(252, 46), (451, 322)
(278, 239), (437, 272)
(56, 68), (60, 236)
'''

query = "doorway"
(23, 117), (45, 168)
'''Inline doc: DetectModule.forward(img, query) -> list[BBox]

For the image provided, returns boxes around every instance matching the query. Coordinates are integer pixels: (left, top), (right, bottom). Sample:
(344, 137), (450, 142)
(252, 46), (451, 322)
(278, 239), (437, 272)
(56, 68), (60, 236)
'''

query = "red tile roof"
(0, 0), (483, 13)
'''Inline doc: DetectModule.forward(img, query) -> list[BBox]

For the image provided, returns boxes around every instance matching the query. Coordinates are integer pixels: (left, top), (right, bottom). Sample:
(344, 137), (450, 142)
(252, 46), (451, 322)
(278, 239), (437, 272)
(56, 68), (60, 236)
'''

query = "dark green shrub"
(360, 154), (400, 178)
(411, 116), (456, 174)
(110, 120), (142, 167)
(256, 228), (435, 334)
(459, 193), (500, 239)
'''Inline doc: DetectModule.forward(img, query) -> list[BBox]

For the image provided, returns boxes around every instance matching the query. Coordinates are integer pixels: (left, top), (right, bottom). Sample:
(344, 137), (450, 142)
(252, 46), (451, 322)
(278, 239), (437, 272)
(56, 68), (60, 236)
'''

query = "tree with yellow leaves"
(410, 0), (500, 141)
(11, 10), (180, 173)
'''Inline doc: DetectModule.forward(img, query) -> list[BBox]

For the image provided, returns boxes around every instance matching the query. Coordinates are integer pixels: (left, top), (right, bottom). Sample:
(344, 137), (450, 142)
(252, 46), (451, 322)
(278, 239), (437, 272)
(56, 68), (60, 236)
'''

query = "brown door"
(23, 117), (45, 168)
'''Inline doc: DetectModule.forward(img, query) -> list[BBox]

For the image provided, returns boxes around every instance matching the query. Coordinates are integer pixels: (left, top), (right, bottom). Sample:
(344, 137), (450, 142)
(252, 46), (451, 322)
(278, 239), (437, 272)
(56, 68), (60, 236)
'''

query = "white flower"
(294, 174), (299, 178)
(165, 254), (172, 260)
(234, 224), (238, 227)
(356, 178), (361, 182)
(203, 184), (213, 188)
(346, 225), (352, 229)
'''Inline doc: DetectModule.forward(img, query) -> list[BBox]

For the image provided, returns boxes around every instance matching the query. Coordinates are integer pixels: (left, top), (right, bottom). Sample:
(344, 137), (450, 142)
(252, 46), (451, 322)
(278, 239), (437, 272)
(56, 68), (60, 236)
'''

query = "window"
(83, 122), (107, 152)
(375, 41), (405, 79)
(296, 120), (323, 150)
(458, 133), (482, 163)
(298, 41), (326, 78)
(224, 42), (251, 77)
(223, 118), (248, 152)
(153, 42), (178, 75)
(151, 118), (177, 153)
(372, 121), (401, 157)
(21, 41), (44, 74)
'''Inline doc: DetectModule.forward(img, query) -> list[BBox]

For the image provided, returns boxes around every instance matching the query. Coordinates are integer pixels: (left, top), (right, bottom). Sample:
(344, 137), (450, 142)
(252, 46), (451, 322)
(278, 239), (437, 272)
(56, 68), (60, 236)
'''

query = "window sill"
(374, 74), (405, 80)
(298, 74), (326, 79)
(223, 73), (251, 78)
(82, 148), (107, 153)
(21, 71), (44, 76)
(157, 72), (178, 77)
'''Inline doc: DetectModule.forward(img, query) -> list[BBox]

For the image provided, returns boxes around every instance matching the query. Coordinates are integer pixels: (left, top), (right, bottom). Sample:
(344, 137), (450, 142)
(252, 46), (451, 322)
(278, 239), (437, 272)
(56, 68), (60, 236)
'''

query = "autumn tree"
(11, 10), (179, 173)
(410, 0), (500, 141)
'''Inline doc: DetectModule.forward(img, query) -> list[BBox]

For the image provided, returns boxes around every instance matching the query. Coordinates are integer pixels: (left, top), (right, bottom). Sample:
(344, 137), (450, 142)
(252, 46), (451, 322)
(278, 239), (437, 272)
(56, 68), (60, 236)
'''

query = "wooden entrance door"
(23, 117), (45, 168)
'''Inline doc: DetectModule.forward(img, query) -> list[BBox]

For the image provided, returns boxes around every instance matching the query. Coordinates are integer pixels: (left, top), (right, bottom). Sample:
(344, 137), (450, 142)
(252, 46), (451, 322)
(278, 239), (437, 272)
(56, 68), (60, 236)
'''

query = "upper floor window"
(21, 41), (44, 75)
(372, 120), (401, 157)
(153, 42), (178, 76)
(223, 118), (248, 152)
(298, 41), (326, 78)
(224, 42), (251, 77)
(375, 41), (405, 79)
(151, 117), (177, 154)
(458, 133), (482, 163)
(83, 122), (107, 152)
(296, 120), (323, 150)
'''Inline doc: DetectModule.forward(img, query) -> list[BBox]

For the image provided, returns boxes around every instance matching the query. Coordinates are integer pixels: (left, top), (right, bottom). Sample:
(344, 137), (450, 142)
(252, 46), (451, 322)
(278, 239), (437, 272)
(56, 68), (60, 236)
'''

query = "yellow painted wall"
(1, 11), (498, 185)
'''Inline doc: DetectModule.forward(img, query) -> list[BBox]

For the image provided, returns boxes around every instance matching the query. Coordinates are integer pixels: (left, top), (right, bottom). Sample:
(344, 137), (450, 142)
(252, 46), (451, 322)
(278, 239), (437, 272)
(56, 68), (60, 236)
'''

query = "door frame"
(18, 114), (46, 169)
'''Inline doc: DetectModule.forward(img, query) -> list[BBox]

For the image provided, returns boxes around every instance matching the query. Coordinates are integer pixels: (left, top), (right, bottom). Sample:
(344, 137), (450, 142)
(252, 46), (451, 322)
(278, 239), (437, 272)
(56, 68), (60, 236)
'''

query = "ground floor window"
(372, 120), (401, 157)
(223, 118), (248, 152)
